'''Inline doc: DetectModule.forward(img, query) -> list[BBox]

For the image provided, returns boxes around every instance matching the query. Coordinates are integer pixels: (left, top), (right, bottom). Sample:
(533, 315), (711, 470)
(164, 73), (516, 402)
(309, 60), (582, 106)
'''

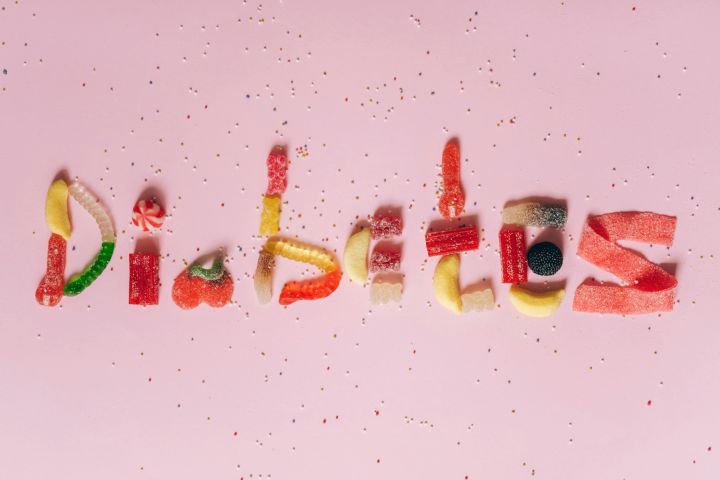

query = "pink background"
(1, 1), (719, 478)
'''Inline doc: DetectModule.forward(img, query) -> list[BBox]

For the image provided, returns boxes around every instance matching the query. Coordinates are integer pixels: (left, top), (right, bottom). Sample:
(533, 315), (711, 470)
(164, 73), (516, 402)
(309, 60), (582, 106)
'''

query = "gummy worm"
(264, 238), (337, 272)
(63, 181), (116, 296)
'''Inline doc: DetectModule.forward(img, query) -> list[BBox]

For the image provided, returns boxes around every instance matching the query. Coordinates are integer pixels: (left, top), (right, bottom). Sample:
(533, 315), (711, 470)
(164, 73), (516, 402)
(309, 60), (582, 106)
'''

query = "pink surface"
(1, 1), (719, 478)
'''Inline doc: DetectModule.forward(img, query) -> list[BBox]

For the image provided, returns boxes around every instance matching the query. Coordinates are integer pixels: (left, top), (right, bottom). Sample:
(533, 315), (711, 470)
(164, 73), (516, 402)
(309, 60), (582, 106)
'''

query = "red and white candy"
(132, 199), (165, 232)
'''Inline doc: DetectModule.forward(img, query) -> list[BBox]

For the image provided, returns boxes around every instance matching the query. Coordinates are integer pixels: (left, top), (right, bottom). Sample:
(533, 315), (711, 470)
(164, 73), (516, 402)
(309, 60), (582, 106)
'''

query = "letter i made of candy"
(259, 147), (288, 236)
(36, 178), (116, 305)
(501, 202), (567, 318)
(255, 237), (342, 305)
(129, 198), (165, 306)
(427, 140), (494, 314)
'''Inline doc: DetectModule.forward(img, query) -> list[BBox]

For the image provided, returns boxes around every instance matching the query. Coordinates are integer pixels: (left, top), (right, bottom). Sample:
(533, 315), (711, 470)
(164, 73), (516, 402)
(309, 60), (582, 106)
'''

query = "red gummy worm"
(266, 149), (288, 196)
(438, 142), (465, 219)
(35, 233), (67, 307)
(425, 225), (479, 256)
(279, 270), (342, 305)
(499, 226), (528, 283)
(129, 253), (160, 306)
(573, 212), (677, 314)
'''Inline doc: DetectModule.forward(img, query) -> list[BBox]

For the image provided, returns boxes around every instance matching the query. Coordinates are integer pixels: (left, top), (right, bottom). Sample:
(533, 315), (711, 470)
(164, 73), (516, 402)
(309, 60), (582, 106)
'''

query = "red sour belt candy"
(572, 212), (677, 314)
(279, 270), (342, 305)
(499, 226), (528, 283)
(35, 233), (67, 306)
(266, 149), (288, 196)
(425, 225), (479, 256)
(129, 253), (160, 306)
(438, 142), (465, 219)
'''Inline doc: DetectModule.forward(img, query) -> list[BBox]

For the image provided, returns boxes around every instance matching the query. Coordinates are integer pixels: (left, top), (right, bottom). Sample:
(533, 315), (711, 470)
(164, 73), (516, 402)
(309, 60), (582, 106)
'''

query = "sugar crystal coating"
(35, 233), (67, 307)
(499, 227), (528, 283)
(129, 253), (160, 306)
(266, 149), (288, 196)
(425, 225), (479, 257)
(502, 203), (567, 229)
(438, 142), (465, 219)
(370, 214), (402, 239)
(369, 248), (401, 272)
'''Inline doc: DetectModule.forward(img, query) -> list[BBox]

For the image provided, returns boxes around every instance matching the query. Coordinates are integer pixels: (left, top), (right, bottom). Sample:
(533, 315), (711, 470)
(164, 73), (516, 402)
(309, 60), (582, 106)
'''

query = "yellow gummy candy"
(343, 227), (370, 284)
(433, 254), (461, 314)
(509, 285), (565, 318)
(264, 238), (337, 272)
(45, 179), (71, 240)
(259, 195), (281, 236)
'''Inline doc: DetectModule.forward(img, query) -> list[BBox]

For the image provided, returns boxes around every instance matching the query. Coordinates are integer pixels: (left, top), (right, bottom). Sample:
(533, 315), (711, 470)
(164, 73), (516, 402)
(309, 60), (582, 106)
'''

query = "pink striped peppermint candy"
(132, 199), (165, 232)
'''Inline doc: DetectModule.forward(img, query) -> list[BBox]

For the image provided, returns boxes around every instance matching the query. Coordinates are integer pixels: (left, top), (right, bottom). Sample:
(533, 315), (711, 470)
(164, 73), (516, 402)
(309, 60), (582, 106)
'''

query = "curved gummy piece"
(572, 212), (677, 314)
(46, 179), (71, 240)
(63, 242), (115, 296)
(254, 249), (275, 304)
(425, 226), (479, 257)
(259, 195), (281, 236)
(35, 233), (67, 306)
(461, 288), (494, 312)
(502, 203), (567, 229)
(433, 254), (461, 314)
(279, 270), (342, 305)
(509, 285), (565, 318)
(438, 142), (465, 219)
(68, 181), (115, 243)
(343, 227), (370, 284)
(265, 238), (337, 272)
(189, 257), (225, 281)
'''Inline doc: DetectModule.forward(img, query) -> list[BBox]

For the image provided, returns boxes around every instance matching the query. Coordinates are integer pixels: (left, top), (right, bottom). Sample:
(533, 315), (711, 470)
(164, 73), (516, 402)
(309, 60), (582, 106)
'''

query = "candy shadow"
(427, 213), (479, 233)
(373, 272), (404, 284)
(135, 237), (160, 255)
(462, 279), (493, 296)
(504, 196), (567, 211)
(530, 228), (565, 253)
(137, 185), (166, 210)
(518, 280), (568, 292)
(187, 247), (230, 269)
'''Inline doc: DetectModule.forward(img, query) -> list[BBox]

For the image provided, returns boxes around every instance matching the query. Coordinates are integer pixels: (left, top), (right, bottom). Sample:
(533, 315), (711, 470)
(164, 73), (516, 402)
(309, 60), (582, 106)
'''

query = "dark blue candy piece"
(527, 241), (563, 276)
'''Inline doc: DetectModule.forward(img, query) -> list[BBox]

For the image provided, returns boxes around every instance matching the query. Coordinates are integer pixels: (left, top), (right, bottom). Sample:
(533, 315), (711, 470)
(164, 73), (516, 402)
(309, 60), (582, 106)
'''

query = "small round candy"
(132, 199), (165, 232)
(527, 241), (563, 276)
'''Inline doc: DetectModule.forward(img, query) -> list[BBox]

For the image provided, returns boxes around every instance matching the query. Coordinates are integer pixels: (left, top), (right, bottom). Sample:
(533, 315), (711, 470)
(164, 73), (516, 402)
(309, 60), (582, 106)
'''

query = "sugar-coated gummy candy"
(129, 253), (160, 306)
(370, 277), (403, 304)
(572, 212), (677, 314)
(132, 199), (165, 232)
(172, 263), (234, 309)
(509, 285), (565, 318)
(279, 270), (342, 305)
(369, 248), (401, 273)
(438, 142), (465, 219)
(370, 214), (402, 239)
(35, 233), (67, 307)
(527, 241), (563, 276)
(189, 257), (225, 281)
(343, 227), (370, 284)
(461, 288), (494, 312)
(266, 238), (337, 273)
(266, 149), (288, 196)
(64, 242), (115, 296)
(259, 195), (281, 236)
(432, 254), (461, 314)
(499, 227), (527, 283)
(254, 249), (275, 305)
(502, 203), (567, 229)
(425, 225), (479, 257)
(45, 179), (71, 240)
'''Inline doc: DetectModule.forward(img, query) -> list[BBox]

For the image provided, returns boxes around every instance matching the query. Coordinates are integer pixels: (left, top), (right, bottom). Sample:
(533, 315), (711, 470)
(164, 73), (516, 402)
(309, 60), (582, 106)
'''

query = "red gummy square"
(129, 253), (160, 305)
(369, 248), (401, 272)
(499, 227), (527, 283)
(266, 151), (288, 196)
(370, 214), (402, 239)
